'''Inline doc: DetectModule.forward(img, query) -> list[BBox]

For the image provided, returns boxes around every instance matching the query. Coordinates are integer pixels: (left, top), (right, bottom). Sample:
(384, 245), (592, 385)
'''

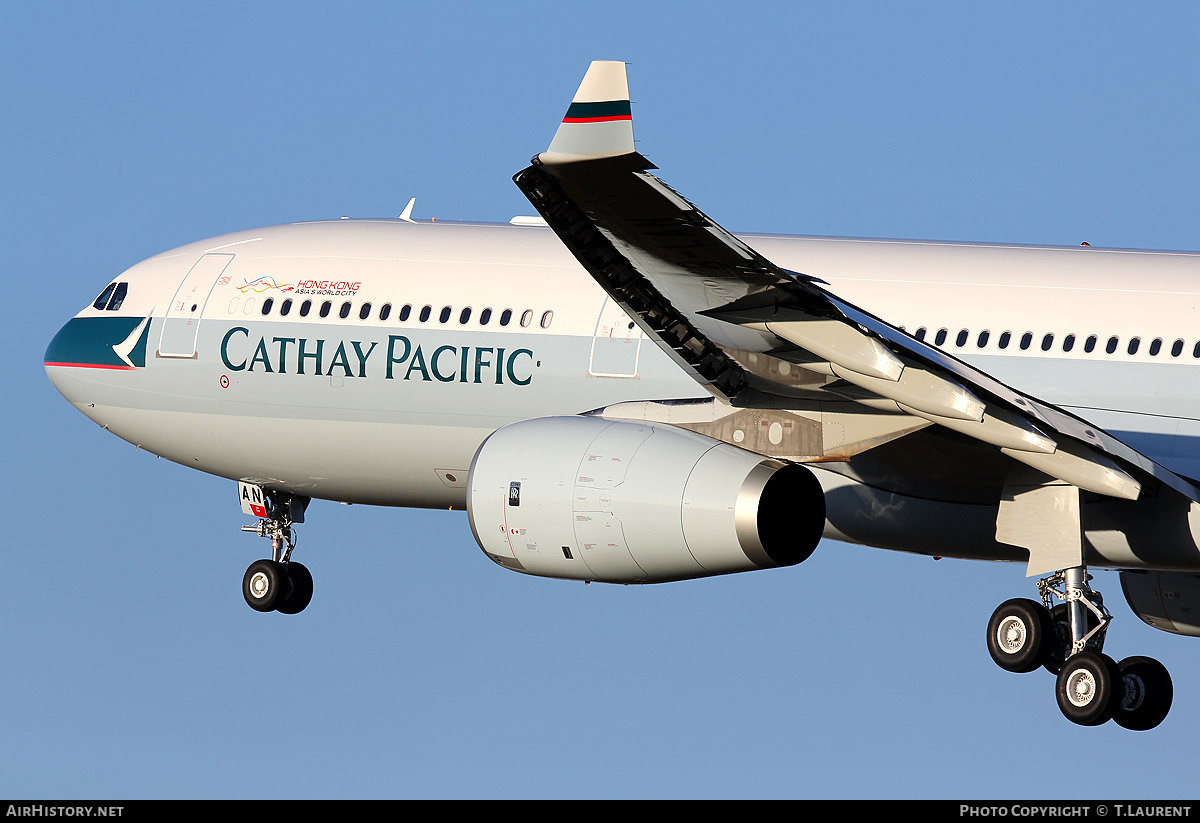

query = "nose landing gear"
(238, 483), (313, 614)
(242, 558), (313, 614)
(986, 567), (1173, 730)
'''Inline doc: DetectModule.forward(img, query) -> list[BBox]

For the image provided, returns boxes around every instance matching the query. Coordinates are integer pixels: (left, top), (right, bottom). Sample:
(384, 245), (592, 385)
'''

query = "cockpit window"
(93, 281), (129, 311)
(93, 284), (116, 310)
(107, 282), (128, 311)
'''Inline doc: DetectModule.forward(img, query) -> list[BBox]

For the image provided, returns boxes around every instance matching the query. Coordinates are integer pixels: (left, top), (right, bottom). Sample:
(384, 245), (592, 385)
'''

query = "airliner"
(45, 61), (1200, 730)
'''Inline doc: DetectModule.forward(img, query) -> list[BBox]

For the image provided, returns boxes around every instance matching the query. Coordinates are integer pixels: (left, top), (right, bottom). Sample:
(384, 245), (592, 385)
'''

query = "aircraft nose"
(45, 312), (151, 372)
(44, 319), (83, 406)
(45, 310), (154, 409)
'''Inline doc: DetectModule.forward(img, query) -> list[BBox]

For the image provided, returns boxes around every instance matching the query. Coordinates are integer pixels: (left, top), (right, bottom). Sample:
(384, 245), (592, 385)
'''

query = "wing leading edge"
(514, 60), (1200, 511)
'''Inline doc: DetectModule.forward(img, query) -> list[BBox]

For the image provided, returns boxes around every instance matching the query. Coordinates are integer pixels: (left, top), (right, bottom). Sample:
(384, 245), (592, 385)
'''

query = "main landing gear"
(239, 485), (313, 615)
(987, 567), (1173, 730)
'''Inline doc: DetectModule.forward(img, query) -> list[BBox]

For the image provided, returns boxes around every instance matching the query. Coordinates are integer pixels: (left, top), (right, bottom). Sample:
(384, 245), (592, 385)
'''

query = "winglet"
(537, 61), (635, 165)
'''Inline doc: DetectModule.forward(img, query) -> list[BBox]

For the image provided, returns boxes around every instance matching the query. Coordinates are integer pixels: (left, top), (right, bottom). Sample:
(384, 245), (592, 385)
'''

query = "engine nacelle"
(1120, 570), (1200, 637)
(466, 415), (824, 583)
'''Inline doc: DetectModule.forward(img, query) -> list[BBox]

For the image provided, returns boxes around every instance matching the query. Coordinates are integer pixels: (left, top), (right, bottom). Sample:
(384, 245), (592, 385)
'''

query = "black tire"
(987, 598), (1052, 673)
(276, 562), (313, 615)
(1113, 656), (1172, 731)
(1043, 603), (1100, 675)
(242, 559), (287, 612)
(1056, 651), (1121, 726)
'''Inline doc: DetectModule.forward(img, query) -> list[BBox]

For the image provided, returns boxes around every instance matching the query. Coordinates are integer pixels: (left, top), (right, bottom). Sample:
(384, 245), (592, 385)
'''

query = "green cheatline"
(45, 315), (149, 369)
(562, 100), (631, 122)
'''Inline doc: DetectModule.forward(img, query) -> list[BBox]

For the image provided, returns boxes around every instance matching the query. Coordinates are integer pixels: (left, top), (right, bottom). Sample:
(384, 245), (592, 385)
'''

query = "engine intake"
(466, 415), (824, 583)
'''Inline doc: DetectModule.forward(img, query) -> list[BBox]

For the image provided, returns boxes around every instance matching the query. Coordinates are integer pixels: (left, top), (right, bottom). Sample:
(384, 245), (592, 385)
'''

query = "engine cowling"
(1121, 570), (1200, 637)
(466, 415), (825, 583)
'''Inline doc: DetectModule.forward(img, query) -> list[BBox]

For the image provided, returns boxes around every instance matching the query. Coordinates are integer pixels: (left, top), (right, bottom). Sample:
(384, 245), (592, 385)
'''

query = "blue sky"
(5, 2), (1200, 798)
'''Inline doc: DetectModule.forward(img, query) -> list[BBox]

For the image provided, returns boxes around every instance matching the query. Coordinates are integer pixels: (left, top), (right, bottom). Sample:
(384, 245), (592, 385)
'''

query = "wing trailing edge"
(515, 61), (1199, 506)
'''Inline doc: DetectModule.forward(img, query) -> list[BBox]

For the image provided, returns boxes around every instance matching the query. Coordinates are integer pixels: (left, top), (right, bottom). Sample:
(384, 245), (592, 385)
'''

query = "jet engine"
(466, 415), (825, 583)
(1120, 570), (1200, 637)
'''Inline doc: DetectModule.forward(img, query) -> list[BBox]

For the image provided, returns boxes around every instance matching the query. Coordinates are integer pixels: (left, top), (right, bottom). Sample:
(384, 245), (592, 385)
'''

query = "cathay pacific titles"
(219, 328), (534, 385)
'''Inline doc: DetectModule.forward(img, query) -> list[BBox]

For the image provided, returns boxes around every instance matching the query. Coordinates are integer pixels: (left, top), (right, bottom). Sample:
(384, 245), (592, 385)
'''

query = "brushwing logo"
(112, 313), (153, 367)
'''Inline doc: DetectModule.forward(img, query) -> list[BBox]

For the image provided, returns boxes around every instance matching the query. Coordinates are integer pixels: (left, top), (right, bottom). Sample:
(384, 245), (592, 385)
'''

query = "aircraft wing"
(514, 61), (1200, 507)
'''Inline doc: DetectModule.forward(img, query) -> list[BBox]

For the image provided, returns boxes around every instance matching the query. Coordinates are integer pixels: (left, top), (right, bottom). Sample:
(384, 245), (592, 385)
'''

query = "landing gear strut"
(239, 484), (313, 614)
(986, 566), (1173, 729)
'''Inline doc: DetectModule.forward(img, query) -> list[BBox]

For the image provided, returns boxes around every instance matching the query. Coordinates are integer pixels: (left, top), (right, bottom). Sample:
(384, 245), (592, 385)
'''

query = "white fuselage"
(45, 219), (1200, 515)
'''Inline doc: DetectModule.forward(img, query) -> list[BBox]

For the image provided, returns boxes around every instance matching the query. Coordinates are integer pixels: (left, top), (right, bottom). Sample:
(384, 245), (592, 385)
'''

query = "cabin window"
(1041, 333), (1054, 352)
(1063, 334), (1075, 352)
(1172, 339), (1184, 357)
(480, 308), (492, 325)
(439, 306), (452, 323)
(977, 330), (989, 348)
(280, 299), (292, 317)
(998, 331), (1011, 349)
(934, 328), (948, 346)
(1149, 338), (1161, 356)
(541, 311), (554, 329)
(956, 329), (968, 347)
(460, 307), (472, 324)
(915, 327), (927, 341)
(399, 304), (411, 322)
(521, 310), (534, 328)
(1127, 337), (1140, 355)
(379, 303), (391, 321)
(359, 303), (372, 320)
(339, 302), (352, 319)
(1106, 336), (1119, 354)
(1019, 333), (1032, 350)
(299, 300), (312, 317)
(1084, 335), (1097, 353)
(261, 298), (274, 315)
(500, 309), (513, 326)
(419, 305), (432, 322)
(1192, 341), (1200, 358)
(319, 301), (332, 318)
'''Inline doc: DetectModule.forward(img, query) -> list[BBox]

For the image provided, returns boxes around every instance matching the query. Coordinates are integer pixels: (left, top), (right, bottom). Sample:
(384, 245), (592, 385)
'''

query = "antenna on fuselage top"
(400, 198), (417, 222)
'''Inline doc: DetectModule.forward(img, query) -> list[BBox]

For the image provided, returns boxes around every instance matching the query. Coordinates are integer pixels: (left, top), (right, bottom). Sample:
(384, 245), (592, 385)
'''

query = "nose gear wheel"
(239, 487), (314, 614)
